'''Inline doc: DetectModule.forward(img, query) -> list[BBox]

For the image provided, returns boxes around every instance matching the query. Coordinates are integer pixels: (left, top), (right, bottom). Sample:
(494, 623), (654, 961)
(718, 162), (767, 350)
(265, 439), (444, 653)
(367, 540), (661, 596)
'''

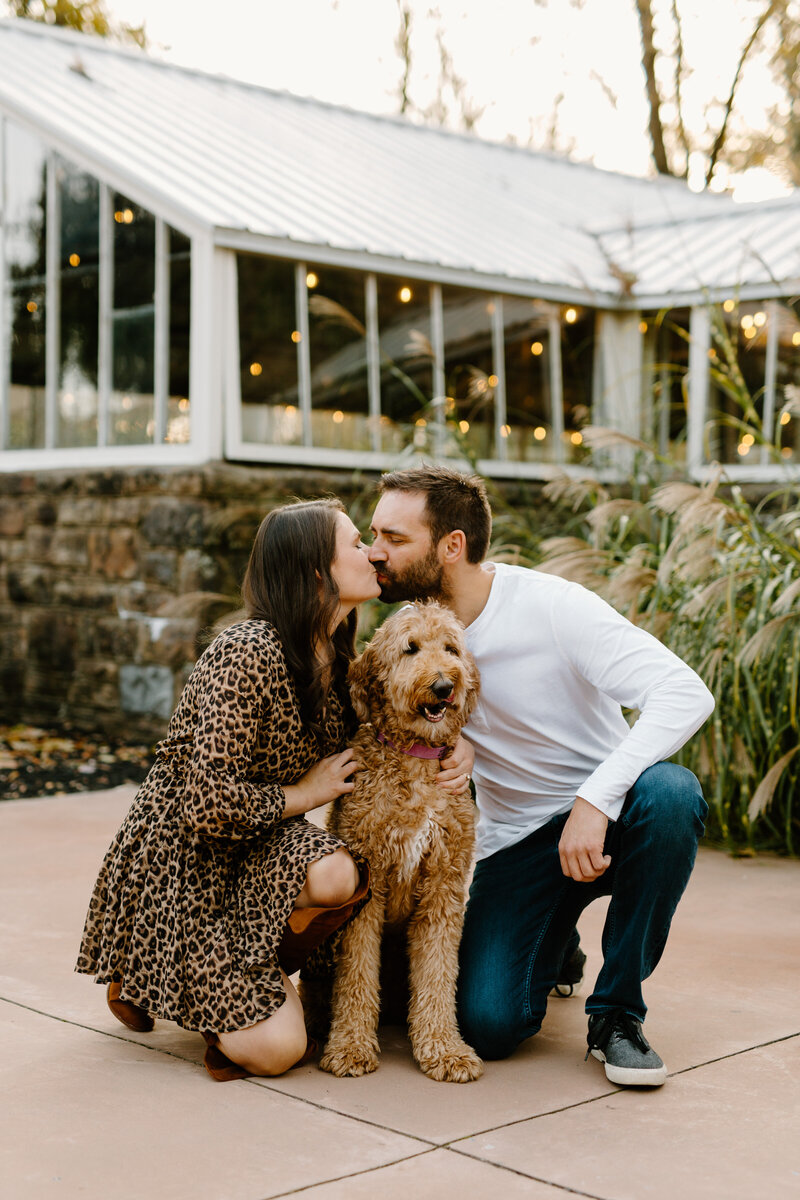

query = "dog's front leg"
(406, 885), (483, 1083)
(319, 893), (384, 1077)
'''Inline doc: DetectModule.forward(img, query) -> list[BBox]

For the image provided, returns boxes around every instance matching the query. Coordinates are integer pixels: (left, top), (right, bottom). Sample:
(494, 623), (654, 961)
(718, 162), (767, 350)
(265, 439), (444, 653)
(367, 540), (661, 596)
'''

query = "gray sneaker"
(586, 1011), (667, 1087)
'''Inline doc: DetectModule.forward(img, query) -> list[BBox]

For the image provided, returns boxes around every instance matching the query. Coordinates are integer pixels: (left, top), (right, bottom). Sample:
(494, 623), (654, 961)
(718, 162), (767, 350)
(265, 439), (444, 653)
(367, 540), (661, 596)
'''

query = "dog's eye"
(445, 644), (460, 656)
(404, 641), (419, 655)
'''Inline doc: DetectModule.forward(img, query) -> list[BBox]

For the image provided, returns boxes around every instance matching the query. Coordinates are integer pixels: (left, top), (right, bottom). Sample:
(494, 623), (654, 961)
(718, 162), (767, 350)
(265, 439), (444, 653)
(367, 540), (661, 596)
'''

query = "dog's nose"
(430, 676), (453, 700)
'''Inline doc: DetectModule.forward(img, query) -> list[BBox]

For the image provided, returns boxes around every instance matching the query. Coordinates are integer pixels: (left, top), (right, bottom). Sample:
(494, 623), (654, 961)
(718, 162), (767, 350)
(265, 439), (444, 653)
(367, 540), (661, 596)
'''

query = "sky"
(26, 0), (798, 200)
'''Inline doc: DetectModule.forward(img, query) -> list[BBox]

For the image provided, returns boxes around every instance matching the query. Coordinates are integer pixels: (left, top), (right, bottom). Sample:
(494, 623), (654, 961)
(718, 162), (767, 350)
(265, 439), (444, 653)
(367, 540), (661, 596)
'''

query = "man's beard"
(375, 546), (446, 603)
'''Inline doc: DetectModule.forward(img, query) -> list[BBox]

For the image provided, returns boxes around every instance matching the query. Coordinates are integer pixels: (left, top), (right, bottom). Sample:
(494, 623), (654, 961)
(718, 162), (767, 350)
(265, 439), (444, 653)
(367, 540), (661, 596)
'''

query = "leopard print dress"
(76, 619), (357, 1033)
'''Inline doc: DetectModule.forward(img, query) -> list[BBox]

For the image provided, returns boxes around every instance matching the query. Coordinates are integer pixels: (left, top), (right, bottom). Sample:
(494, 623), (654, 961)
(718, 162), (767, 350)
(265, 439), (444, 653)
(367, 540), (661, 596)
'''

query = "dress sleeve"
(180, 633), (289, 840)
(551, 583), (715, 821)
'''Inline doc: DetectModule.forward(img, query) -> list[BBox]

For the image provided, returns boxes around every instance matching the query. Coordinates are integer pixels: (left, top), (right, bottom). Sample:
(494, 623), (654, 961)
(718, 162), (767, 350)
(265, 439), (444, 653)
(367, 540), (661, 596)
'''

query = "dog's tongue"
(445, 691), (455, 704)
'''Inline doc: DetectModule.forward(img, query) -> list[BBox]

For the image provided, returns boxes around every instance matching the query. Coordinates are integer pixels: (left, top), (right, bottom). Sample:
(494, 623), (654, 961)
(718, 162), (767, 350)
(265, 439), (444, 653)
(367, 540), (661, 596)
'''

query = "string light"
(780, 412), (791, 426)
(26, 300), (38, 313)
(415, 417), (427, 427)
(500, 424), (510, 437)
(723, 299), (735, 313)
(570, 431), (583, 446)
(332, 410), (344, 424)
(638, 320), (648, 334)
(488, 375), (498, 387)
(399, 286), (412, 303)
(753, 311), (767, 327)
(123, 209), (134, 223)
(291, 331), (301, 343)
(738, 442), (751, 456)
(459, 420), (470, 433)
(741, 433), (755, 446)
(792, 332), (800, 346)
(306, 272), (318, 288)
(69, 253), (80, 267)
(744, 327), (757, 340)
(530, 341), (543, 356)
(178, 398), (190, 412)
(534, 426), (547, 441)
(565, 308), (578, 324)
(249, 362), (262, 376)
(740, 315), (754, 330)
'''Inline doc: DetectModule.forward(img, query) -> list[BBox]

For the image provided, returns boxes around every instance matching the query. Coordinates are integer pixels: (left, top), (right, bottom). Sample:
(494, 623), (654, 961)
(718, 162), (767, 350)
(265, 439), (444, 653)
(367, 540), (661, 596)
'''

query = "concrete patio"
(1, 784), (798, 1199)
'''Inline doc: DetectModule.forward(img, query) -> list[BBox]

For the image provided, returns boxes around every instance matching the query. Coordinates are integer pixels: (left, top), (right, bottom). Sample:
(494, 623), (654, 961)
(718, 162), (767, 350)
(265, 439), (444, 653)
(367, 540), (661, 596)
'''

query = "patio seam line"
(0, 995), (437, 1149)
(6, 995), (799, 1154)
(263, 1147), (440, 1199)
(440, 1029), (800, 1146)
(439, 1147), (620, 1200)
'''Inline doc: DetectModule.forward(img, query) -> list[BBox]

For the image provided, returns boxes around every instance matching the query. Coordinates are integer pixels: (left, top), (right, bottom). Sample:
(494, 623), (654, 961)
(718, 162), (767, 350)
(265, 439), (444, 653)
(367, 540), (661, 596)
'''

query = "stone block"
(32, 499), (58, 525)
(7, 565), (52, 605)
(0, 500), (25, 538)
(52, 578), (116, 610)
(140, 499), (207, 548)
(107, 497), (147, 524)
(119, 663), (175, 719)
(87, 528), (139, 579)
(142, 550), (178, 588)
(58, 497), (108, 526)
(178, 549), (221, 593)
(51, 528), (90, 568)
(26, 611), (77, 672)
(26, 526), (54, 560)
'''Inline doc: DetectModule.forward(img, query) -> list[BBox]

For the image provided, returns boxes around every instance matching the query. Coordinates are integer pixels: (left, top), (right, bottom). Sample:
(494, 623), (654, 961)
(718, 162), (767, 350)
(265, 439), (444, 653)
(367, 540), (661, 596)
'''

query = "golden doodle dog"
(317, 600), (483, 1083)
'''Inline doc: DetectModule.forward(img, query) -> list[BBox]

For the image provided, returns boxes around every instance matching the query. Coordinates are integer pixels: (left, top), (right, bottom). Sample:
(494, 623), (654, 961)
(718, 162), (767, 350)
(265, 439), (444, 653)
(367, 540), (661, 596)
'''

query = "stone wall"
(0, 463), (381, 741)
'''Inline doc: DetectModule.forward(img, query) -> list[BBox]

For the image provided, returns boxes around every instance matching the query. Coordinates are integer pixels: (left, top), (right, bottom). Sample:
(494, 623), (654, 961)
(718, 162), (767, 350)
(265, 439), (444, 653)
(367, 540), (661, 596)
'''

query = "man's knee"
(627, 762), (708, 839)
(457, 974), (542, 1061)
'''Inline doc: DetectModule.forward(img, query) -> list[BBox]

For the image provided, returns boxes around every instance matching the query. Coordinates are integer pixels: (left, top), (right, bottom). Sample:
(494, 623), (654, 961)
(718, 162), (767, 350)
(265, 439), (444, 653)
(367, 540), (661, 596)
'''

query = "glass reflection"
(110, 193), (155, 445)
(375, 276), (432, 452)
(442, 285), (494, 458)
(57, 160), (99, 448)
(308, 264), (370, 451)
(238, 254), (300, 444)
(504, 298), (555, 462)
(5, 122), (47, 449)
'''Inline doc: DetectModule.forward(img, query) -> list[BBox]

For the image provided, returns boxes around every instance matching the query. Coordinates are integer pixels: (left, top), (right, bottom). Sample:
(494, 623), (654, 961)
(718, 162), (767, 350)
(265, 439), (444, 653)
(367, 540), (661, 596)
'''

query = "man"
(368, 464), (714, 1087)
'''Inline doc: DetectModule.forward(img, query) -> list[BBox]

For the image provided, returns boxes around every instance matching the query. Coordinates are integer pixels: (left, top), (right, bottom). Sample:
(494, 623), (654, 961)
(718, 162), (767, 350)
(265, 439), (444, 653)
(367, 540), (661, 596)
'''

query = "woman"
(76, 499), (473, 1082)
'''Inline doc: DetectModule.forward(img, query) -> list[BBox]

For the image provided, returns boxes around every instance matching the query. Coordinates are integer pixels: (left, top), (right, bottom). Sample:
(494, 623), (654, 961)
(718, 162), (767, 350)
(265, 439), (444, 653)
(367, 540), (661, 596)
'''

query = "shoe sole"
(590, 1048), (667, 1087)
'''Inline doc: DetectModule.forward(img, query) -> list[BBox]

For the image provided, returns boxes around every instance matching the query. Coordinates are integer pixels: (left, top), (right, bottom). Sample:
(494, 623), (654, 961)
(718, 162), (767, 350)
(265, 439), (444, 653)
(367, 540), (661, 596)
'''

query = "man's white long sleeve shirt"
(463, 563), (715, 860)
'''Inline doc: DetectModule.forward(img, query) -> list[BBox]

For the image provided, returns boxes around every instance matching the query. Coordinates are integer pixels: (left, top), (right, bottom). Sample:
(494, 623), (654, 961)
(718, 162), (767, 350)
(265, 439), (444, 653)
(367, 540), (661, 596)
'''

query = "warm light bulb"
(741, 433), (755, 446)
(570, 431), (583, 446)
(500, 424), (510, 437)
(26, 300), (38, 313)
(534, 426), (546, 441)
(306, 272), (318, 288)
(399, 286), (412, 303)
(638, 320), (648, 334)
(69, 253), (80, 267)
(459, 420), (470, 433)
(753, 311), (767, 327)
(332, 410), (344, 424)
(738, 443), (750, 456)
(178, 398), (190, 412)
(723, 299), (735, 313)
(123, 209), (134, 224)
(415, 418), (427, 427)
(744, 327), (757, 340)
(291, 331), (301, 343)
(793, 332), (800, 346)
(565, 308), (578, 324)
(488, 374), (498, 387)
(780, 412), (791, 426)
(530, 341), (543, 356)
(249, 362), (262, 376)
(741, 315), (754, 330)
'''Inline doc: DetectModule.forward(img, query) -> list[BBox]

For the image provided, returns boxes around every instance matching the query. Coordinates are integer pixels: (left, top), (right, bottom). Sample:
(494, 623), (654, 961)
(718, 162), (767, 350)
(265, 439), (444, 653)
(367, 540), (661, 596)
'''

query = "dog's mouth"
(419, 692), (455, 723)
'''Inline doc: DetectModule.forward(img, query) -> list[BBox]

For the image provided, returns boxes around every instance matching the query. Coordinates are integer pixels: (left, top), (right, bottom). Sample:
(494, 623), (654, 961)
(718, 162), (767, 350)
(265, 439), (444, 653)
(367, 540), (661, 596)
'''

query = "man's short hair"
(378, 464), (491, 563)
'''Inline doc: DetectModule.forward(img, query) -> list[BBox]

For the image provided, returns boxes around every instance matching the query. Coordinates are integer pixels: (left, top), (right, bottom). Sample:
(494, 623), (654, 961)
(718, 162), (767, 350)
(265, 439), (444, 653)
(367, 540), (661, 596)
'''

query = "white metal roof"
(1, 18), (798, 306)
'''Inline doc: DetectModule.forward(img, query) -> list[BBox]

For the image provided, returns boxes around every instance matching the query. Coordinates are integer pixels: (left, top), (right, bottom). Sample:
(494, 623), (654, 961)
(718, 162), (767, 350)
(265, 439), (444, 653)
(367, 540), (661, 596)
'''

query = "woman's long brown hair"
(241, 498), (357, 745)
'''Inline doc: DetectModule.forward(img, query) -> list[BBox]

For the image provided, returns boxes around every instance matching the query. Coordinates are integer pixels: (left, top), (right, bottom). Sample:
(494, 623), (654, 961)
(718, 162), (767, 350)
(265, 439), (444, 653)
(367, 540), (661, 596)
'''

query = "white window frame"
(0, 115), (216, 471)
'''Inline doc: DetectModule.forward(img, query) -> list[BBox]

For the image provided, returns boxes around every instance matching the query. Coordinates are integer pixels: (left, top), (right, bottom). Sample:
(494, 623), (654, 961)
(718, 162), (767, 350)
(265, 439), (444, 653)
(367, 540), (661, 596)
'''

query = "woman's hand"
(436, 735), (475, 793)
(282, 749), (359, 816)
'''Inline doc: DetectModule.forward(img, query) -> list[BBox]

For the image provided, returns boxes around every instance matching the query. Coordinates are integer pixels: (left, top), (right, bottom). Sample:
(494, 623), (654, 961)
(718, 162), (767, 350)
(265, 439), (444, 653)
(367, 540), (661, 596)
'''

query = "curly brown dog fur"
(317, 600), (483, 1083)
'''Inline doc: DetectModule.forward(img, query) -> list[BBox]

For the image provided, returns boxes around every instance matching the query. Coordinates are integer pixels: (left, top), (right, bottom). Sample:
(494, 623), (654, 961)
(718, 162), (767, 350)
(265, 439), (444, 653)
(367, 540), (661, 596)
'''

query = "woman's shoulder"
(201, 618), (286, 670)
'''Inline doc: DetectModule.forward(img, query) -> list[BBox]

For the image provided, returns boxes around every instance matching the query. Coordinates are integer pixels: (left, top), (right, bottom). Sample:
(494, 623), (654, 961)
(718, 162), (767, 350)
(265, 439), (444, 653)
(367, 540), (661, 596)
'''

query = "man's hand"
(437, 735), (475, 793)
(558, 796), (611, 882)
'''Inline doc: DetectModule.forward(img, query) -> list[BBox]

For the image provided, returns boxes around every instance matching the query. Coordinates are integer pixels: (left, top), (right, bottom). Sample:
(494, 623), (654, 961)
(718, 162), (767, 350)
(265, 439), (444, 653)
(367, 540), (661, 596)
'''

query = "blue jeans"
(456, 762), (708, 1060)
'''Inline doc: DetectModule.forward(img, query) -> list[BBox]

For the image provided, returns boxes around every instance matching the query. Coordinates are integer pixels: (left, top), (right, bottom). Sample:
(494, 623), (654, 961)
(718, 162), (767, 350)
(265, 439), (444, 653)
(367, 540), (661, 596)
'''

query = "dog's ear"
(460, 650), (481, 724)
(348, 645), (382, 723)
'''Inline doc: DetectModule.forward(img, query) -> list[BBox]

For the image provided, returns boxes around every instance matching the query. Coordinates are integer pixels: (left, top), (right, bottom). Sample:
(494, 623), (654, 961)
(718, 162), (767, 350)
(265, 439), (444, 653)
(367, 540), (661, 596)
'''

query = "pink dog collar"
(375, 730), (448, 760)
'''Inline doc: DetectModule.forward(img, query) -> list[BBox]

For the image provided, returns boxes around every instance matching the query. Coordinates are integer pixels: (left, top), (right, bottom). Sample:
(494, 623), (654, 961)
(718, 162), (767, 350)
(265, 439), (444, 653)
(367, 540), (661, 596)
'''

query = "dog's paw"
(319, 1040), (380, 1078)
(417, 1041), (484, 1083)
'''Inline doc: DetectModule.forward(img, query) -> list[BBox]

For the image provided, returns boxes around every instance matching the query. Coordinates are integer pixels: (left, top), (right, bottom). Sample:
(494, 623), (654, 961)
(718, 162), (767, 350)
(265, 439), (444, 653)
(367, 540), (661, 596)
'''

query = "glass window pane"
(561, 306), (593, 463)
(375, 276), (432, 452)
(707, 303), (767, 463)
(57, 160), (99, 448)
(503, 297), (555, 463)
(5, 121), (47, 449)
(307, 264), (370, 450)
(640, 308), (689, 466)
(442, 285), (495, 458)
(166, 226), (191, 444)
(237, 253), (300, 445)
(110, 193), (155, 445)
(774, 299), (800, 463)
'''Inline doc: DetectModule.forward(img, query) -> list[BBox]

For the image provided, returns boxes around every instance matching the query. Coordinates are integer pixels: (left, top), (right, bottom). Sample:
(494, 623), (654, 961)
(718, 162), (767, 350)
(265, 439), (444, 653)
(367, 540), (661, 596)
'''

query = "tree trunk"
(634, 0), (672, 175)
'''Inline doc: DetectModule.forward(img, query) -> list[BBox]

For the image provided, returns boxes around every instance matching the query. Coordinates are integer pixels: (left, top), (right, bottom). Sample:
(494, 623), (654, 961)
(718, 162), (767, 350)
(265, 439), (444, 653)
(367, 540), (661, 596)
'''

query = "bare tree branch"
(705, 0), (779, 186)
(394, 0), (413, 116)
(634, 0), (671, 174)
(670, 0), (690, 177)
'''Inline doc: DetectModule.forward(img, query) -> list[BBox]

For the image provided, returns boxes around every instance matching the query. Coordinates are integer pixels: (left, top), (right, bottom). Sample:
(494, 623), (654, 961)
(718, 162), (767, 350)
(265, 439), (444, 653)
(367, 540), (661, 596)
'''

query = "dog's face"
(348, 601), (479, 745)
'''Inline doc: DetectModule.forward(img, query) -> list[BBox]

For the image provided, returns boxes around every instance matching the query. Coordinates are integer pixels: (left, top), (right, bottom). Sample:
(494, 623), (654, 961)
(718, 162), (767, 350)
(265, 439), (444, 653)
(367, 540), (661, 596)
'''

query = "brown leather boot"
(107, 981), (155, 1033)
(202, 1032), (318, 1082)
(278, 863), (370, 976)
